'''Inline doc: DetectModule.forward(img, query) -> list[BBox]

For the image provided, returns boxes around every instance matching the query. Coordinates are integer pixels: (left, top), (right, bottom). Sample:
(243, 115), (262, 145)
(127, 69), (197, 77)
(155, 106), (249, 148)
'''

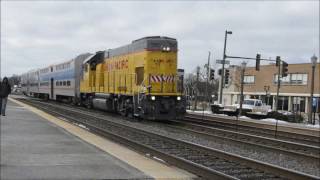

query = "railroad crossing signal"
(225, 69), (230, 84)
(276, 56), (281, 66)
(210, 68), (215, 80)
(282, 61), (289, 77)
(256, 54), (261, 71)
(218, 69), (222, 76)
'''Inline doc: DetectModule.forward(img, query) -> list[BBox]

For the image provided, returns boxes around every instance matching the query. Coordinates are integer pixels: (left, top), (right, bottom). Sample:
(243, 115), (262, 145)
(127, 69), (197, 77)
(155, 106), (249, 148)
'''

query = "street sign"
(216, 60), (230, 64)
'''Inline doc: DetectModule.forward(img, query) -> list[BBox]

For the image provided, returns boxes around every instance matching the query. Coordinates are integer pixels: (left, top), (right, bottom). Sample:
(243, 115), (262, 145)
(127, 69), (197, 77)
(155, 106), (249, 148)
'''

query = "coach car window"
(67, 81), (71, 86)
(63, 81), (66, 86)
(56, 81), (59, 86)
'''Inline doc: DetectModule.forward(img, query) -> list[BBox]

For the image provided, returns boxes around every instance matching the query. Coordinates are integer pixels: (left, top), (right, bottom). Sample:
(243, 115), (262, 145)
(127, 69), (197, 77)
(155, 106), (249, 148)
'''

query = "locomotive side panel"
(80, 63), (96, 93)
(103, 51), (145, 95)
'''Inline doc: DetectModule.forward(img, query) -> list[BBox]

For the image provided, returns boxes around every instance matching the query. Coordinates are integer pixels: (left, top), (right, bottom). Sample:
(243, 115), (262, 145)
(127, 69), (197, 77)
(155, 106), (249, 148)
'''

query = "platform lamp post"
(194, 66), (200, 111)
(309, 54), (318, 124)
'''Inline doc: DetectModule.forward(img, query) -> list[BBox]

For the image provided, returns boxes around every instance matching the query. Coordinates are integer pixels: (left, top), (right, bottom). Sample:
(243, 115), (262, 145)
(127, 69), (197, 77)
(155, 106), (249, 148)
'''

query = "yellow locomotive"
(80, 36), (185, 120)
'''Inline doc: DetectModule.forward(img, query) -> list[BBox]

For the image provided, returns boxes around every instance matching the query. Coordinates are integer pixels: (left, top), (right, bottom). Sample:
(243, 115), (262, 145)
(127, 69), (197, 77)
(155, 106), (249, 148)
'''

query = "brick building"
(219, 63), (320, 113)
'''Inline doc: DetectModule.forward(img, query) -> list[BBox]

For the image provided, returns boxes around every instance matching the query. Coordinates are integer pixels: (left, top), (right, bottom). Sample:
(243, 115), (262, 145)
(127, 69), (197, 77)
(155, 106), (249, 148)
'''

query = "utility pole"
(274, 57), (281, 138)
(219, 30), (232, 104)
(206, 51), (211, 105)
(194, 66), (200, 110)
(309, 54), (318, 124)
(275, 56), (281, 111)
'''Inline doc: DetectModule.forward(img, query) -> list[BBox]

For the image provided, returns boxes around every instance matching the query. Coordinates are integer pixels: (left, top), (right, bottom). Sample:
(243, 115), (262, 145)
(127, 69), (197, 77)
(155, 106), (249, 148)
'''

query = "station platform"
(1, 98), (195, 180)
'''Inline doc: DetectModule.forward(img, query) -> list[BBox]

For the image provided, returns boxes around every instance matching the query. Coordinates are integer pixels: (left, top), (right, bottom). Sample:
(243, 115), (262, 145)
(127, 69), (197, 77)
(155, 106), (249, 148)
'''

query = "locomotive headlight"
(151, 96), (156, 101)
(162, 46), (170, 51)
(177, 96), (181, 101)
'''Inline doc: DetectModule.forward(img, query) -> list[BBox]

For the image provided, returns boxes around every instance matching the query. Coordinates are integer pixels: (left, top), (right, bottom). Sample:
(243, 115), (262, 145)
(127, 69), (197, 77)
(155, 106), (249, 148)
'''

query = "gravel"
(93, 114), (320, 177)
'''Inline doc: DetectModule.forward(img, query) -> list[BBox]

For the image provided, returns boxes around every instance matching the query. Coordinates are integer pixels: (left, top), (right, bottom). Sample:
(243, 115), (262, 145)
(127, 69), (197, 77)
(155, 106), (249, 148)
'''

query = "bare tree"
(184, 66), (219, 110)
(8, 74), (21, 86)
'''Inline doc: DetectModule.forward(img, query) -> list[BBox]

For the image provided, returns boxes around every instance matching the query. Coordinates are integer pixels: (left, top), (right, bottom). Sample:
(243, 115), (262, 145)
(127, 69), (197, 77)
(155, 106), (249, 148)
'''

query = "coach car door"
(51, 78), (54, 99)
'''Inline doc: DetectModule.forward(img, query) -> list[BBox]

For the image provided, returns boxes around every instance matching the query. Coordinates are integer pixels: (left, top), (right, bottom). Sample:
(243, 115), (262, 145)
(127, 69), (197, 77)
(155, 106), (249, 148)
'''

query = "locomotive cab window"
(135, 67), (144, 85)
(90, 62), (97, 70)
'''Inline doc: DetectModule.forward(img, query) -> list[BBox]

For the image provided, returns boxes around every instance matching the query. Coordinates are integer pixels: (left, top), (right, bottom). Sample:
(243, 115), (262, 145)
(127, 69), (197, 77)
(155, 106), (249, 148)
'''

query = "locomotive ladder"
(133, 77), (148, 117)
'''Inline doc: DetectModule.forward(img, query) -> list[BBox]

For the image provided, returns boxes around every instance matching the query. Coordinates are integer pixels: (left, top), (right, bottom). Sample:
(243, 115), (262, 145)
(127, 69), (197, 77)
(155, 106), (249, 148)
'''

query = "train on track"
(21, 36), (186, 120)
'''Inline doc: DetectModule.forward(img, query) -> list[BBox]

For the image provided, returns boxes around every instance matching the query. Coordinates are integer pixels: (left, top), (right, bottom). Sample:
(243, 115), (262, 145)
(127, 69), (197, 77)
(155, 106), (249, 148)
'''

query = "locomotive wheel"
(85, 96), (93, 109)
(126, 102), (134, 119)
(118, 99), (127, 117)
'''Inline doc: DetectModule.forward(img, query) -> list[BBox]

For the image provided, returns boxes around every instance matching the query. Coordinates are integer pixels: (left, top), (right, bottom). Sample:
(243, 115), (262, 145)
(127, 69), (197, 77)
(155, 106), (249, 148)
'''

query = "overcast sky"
(1, 1), (319, 77)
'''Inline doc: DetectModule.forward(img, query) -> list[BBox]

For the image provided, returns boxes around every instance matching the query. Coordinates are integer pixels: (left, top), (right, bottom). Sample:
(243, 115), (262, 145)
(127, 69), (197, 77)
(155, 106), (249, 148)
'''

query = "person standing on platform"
(0, 79), (2, 115)
(0, 77), (11, 116)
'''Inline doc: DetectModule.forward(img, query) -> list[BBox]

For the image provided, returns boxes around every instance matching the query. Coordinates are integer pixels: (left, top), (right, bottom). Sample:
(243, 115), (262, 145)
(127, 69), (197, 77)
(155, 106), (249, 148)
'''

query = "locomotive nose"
(161, 99), (173, 110)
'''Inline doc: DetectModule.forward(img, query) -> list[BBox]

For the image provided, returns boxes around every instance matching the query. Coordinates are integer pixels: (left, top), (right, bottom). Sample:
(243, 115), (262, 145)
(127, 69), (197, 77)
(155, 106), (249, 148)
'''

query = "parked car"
(212, 99), (271, 116)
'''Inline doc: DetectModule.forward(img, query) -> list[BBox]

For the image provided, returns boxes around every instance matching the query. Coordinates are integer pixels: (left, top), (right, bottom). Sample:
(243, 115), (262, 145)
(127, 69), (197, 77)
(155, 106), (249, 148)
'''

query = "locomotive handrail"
(134, 76), (147, 107)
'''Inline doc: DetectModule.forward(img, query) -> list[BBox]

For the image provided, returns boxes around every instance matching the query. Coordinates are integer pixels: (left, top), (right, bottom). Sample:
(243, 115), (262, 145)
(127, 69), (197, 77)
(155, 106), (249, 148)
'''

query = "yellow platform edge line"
(8, 97), (196, 180)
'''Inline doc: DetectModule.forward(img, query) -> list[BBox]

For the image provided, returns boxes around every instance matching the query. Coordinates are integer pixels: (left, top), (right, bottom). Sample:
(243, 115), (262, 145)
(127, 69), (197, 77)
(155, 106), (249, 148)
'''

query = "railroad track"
(184, 113), (320, 147)
(18, 97), (319, 160)
(165, 120), (320, 160)
(15, 98), (318, 180)
(14, 97), (320, 174)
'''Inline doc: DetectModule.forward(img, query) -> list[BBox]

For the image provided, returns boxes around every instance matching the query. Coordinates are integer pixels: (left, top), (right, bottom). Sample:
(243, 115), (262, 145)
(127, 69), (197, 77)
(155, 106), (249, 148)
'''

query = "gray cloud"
(1, 1), (319, 77)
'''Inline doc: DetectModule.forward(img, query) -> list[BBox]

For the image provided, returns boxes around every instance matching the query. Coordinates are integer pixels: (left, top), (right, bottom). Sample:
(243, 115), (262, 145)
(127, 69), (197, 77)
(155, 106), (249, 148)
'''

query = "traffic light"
(282, 61), (289, 77)
(209, 68), (215, 80)
(276, 56), (281, 66)
(225, 69), (230, 84)
(256, 54), (261, 71)
(218, 69), (222, 76)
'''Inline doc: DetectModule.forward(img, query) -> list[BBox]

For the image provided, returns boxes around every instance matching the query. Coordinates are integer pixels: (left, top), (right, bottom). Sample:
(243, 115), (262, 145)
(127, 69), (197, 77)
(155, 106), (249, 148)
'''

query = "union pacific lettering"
(153, 58), (173, 64)
(104, 59), (129, 71)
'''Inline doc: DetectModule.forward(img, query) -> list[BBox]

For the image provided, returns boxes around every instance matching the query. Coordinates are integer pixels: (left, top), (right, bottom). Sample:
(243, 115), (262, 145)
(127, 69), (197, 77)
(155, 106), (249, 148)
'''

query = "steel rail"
(16, 98), (320, 160)
(165, 121), (320, 161)
(20, 97), (319, 159)
(184, 114), (320, 146)
(168, 120), (320, 159)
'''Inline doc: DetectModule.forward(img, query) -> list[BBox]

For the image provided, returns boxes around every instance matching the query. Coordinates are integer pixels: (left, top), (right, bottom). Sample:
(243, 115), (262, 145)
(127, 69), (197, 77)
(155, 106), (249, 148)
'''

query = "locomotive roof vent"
(132, 36), (176, 43)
